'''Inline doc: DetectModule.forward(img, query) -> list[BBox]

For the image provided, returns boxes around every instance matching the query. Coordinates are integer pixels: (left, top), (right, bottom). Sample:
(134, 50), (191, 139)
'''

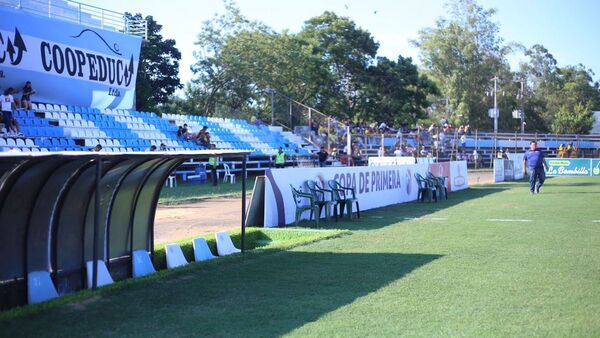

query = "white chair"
(223, 163), (236, 184)
(215, 231), (241, 256)
(192, 237), (217, 262)
(28, 271), (59, 304)
(132, 250), (156, 277)
(165, 243), (188, 269)
(85, 260), (114, 288)
(165, 175), (177, 188)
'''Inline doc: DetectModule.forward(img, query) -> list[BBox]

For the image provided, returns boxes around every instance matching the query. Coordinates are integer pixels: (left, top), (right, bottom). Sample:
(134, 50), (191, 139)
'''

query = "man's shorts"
(2, 111), (13, 125)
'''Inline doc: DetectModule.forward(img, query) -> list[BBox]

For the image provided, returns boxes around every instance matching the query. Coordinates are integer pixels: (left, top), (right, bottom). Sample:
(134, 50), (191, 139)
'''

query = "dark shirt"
(524, 149), (546, 169)
(317, 150), (328, 163)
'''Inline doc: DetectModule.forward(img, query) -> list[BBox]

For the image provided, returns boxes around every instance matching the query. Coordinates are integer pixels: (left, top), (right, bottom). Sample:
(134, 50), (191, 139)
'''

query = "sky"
(84, 0), (600, 86)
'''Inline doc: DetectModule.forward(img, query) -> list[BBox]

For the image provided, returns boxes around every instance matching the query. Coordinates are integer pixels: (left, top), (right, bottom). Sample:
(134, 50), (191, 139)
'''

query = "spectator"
(148, 145), (157, 151)
(92, 144), (103, 152)
(1, 88), (17, 135)
(316, 146), (328, 167)
(160, 143), (167, 151)
(394, 146), (403, 157)
(274, 147), (286, 168)
(207, 144), (219, 186)
(460, 134), (467, 149)
(20, 81), (36, 110)
(557, 144), (566, 158)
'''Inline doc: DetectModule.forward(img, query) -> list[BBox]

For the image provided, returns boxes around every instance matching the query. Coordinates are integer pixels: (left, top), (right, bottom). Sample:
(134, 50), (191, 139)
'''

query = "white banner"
(263, 160), (469, 227)
(449, 160), (469, 191)
(508, 153), (524, 180)
(264, 164), (429, 227)
(368, 156), (415, 166)
(494, 159), (505, 182)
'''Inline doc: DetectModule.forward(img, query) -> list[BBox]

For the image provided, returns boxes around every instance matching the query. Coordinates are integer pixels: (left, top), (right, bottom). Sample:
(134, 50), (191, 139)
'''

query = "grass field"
(1, 176), (599, 337)
(158, 178), (256, 205)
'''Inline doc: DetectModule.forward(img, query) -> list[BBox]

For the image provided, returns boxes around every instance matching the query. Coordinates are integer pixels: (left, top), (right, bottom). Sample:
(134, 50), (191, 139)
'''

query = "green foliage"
(188, 3), (435, 126)
(126, 13), (182, 112)
(414, 0), (511, 129)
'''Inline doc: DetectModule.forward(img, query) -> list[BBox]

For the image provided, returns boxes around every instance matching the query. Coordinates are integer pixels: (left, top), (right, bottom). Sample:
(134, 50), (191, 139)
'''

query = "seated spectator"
(557, 144), (565, 158)
(92, 144), (103, 152)
(394, 147), (403, 157)
(20, 81), (36, 110)
(149, 145), (157, 151)
(160, 143), (167, 151)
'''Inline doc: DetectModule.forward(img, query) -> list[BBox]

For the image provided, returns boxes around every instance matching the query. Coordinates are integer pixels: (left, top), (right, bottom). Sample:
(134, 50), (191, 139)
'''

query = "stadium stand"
(1, 105), (313, 157)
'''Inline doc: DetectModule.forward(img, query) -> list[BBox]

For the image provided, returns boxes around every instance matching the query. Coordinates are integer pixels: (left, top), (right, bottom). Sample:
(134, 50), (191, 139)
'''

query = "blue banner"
(546, 158), (592, 176)
(0, 6), (141, 109)
(592, 160), (600, 177)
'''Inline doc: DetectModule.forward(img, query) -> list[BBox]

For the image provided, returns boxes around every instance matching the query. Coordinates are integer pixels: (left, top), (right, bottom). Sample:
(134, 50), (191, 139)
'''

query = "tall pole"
(519, 79), (525, 134)
(492, 76), (498, 134)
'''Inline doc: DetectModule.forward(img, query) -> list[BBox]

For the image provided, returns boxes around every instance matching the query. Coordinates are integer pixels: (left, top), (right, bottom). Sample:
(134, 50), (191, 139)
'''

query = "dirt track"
(153, 170), (495, 244)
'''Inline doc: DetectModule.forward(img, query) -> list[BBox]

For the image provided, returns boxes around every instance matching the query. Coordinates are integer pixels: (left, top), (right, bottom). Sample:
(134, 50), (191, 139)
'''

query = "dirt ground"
(153, 170), (495, 244)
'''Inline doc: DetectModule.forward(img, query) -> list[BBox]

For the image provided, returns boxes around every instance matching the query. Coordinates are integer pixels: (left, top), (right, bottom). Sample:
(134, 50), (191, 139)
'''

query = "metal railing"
(1, 0), (146, 37)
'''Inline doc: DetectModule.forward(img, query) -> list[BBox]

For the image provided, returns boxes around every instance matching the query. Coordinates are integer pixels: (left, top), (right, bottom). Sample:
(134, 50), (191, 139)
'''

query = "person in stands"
(207, 144), (220, 186)
(160, 143), (167, 151)
(316, 146), (328, 167)
(92, 144), (103, 152)
(148, 145), (157, 151)
(20, 81), (36, 110)
(1, 88), (17, 135)
(275, 147), (286, 168)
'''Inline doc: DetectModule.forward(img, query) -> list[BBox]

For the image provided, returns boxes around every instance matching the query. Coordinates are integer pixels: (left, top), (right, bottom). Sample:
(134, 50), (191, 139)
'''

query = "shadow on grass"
(294, 186), (508, 231)
(0, 252), (442, 337)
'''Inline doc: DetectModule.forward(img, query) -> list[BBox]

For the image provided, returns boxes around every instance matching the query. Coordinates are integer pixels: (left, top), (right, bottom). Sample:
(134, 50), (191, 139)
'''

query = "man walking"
(523, 141), (548, 194)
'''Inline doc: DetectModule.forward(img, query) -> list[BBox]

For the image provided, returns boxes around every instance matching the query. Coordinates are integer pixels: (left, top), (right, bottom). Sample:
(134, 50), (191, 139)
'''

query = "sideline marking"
(592, 220), (600, 223)
(396, 217), (448, 221)
(486, 219), (532, 222)
(369, 216), (384, 219)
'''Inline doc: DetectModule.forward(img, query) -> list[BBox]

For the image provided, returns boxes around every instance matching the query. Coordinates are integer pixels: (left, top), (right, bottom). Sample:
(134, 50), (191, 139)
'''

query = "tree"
(125, 13), (182, 111)
(413, 0), (511, 129)
(299, 11), (379, 118)
(356, 56), (438, 125)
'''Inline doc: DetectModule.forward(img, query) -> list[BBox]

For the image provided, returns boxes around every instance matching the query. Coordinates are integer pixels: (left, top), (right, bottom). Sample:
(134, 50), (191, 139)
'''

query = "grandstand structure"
(1, 104), (312, 158)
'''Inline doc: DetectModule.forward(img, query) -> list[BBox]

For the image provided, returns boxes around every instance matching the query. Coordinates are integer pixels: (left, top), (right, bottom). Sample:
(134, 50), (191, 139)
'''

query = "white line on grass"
(396, 217), (448, 221)
(369, 216), (384, 219)
(486, 219), (532, 222)
(592, 220), (600, 223)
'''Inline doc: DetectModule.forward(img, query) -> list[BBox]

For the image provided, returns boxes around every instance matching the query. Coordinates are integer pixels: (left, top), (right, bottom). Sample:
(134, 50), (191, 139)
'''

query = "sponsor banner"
(593, 160), (600, 177)
(0, 7), (141, 109)
(428, 162), (451, 191)
(368, 156), (415, 166)
(494, 159), (505, 182)
(546, 158), (592, 176)
(508, 153), (524, 180)
(504, 160), (514, 181)
(264, 164), (429, 227)
(450, 160), (468, 191)
(264, 161), (470, 227)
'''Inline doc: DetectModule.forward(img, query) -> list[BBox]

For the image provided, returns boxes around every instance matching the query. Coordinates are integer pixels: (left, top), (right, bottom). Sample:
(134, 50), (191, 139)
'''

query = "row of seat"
(291, 180), (361, 226)
(28, 231), (241, 304)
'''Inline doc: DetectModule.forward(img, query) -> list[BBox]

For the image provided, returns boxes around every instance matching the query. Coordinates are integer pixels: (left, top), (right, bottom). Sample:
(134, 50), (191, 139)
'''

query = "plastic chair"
(414, 173), (437, 202)
(165, 243), (188, 269)
(85, 260), (114, 288)
(215, 231), (241, 256)
(327, 180), (360, 219)
(305, 180), (335, 221)
(290, 184), (319, 226)
(223, 163), (236, 184)
(192, 237), (217, 261)
(426, 172), (448, 200)
(28, 271), (59, 304)
(132, 250), (156, 277)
